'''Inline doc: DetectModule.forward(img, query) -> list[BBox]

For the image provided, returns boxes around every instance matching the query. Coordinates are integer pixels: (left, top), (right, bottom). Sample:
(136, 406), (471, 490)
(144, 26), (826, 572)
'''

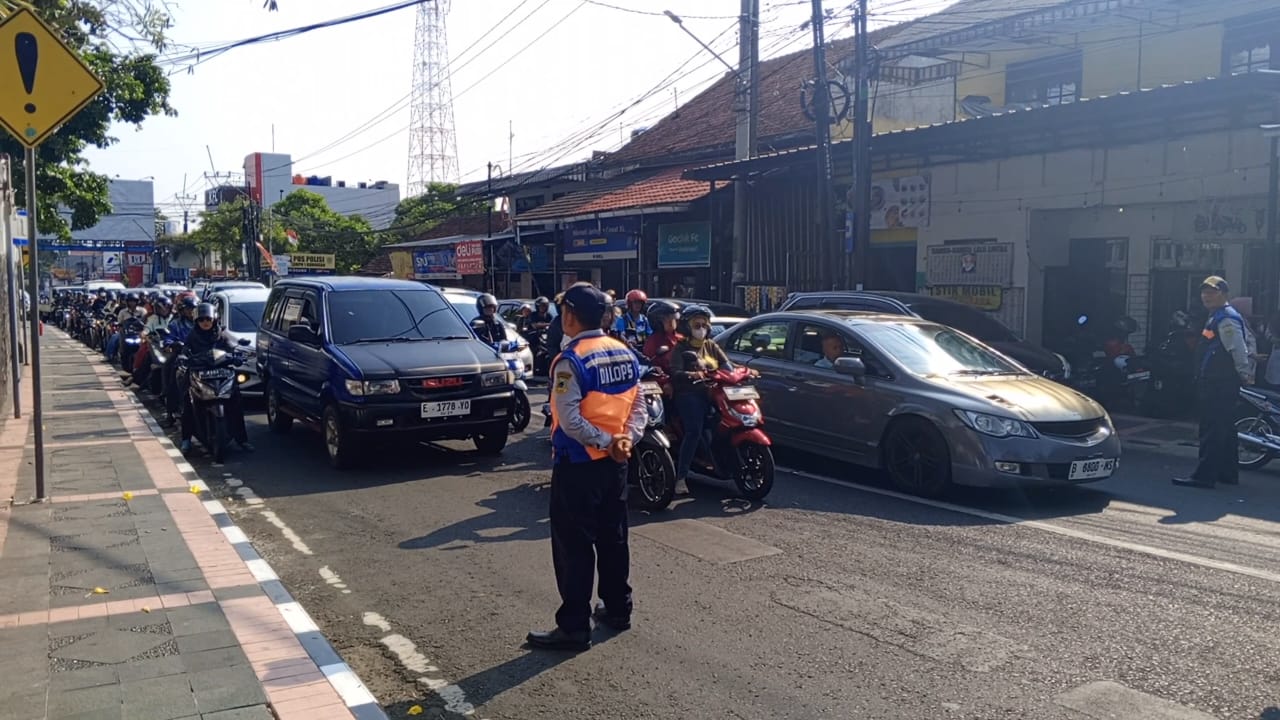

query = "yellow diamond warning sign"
(0, 9), (104, 148)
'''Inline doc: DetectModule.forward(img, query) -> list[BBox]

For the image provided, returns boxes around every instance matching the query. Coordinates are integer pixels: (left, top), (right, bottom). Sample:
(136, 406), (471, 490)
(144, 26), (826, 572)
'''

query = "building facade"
(242, 152), (401, 230)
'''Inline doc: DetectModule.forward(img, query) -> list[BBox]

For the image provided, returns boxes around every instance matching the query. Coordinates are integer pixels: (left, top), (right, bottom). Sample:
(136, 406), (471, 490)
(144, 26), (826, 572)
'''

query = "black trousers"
(550, 457), (631, 633)
(1192, 380), (1239, 485)
(180, 390), (249, 444)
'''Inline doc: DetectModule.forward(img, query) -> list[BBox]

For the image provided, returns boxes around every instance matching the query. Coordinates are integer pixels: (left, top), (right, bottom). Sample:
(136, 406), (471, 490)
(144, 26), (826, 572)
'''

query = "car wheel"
(884, 417), (951, 497)
(473, 426), (508, 455)
(266, 381), (292, 434)
(323, 404), (358, 469)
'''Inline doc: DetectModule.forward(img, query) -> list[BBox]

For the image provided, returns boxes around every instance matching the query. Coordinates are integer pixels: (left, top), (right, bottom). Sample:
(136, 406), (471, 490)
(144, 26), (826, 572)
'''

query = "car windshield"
(907, 301), (1019, 342)
(228, 301), (265, 333)
(857, 322), (1024, 376)
(328, 290), (472, 344)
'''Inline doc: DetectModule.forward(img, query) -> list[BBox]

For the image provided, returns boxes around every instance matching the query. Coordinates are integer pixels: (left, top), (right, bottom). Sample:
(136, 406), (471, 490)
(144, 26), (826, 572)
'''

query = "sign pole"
(1, 155), (19, 418)
(24, 147), (44, 499)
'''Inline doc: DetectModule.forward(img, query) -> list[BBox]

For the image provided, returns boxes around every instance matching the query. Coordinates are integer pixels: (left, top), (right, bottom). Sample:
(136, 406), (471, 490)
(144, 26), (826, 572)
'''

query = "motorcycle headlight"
(955, 410), (1037, 439)
(344, 379), (400, 396)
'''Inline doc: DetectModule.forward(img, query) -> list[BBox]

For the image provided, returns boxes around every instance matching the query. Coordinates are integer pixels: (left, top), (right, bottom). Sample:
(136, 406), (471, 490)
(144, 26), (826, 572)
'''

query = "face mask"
(691, 327), (709, 340)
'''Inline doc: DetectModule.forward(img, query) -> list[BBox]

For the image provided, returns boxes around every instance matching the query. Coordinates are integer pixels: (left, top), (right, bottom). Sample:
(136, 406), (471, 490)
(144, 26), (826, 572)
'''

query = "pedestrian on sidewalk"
(528, 283), (646, 652)
(1174, 276), (1253, 489)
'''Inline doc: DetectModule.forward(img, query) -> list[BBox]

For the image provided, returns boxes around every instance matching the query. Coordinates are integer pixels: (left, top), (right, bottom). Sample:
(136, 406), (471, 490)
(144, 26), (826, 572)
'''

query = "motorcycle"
(178, 343), (249, 463)
(1065, 314), (1152, 412)
(497, 340), (531, 433)
(118, 317), (146, 371)
(1237, 386), (1280, 469)
(664, 357), (775, 502)
(1147, 310), (1198, 418)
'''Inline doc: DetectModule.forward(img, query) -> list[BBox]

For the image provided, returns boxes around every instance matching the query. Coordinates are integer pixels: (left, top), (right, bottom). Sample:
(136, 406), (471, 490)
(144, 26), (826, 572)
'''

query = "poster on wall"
(657, 222), (712, 268)
(102, 251), (122, 280)
(288, 253), (336, 275)
(870, 175), (930, 230)
(927, 285), (1003, 310)
(563, 218), (639, 261)
(413, 248), (460, 280)
(455, 240), (485, 275)
(926, 242), (1013, 285)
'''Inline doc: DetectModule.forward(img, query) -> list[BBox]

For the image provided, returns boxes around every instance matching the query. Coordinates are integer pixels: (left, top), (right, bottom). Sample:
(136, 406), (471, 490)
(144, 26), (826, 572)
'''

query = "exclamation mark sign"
(15, 31), (38, 115)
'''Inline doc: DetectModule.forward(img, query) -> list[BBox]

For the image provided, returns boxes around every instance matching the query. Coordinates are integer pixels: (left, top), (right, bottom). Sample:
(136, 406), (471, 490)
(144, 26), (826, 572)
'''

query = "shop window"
(1005, 51), (1082, 106)
(1224, 10), (1280, 74)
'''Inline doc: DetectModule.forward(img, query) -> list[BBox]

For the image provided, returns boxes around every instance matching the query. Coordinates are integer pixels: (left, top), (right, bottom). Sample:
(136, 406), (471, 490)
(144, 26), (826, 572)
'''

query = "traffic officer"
(527, 282), (647, 652)
(1174, 275), (1253, 488)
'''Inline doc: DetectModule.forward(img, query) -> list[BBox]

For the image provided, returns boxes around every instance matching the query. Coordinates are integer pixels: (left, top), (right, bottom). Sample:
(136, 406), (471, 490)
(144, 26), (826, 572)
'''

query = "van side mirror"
(834, 356), (866, 381)
(288, 324), (318, 345)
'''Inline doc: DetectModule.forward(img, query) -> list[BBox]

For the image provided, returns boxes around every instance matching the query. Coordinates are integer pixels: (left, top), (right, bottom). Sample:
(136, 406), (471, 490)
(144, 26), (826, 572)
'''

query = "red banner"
(455, 240), (485, 276)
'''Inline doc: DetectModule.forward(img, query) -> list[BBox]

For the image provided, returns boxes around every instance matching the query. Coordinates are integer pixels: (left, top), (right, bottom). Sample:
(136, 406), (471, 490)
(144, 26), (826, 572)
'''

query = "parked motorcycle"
(179, 345), (248, 463)
(1237, 386), (1280, 469)
(665, 359), (775, 502)
(1065, 314), (1152, 412)
(1147, 310), (1197, 418)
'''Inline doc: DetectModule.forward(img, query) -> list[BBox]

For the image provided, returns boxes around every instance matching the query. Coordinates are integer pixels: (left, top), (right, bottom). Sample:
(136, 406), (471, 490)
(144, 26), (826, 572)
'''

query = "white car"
(209, 287), (270, 397)
(438, 287), (535, 374)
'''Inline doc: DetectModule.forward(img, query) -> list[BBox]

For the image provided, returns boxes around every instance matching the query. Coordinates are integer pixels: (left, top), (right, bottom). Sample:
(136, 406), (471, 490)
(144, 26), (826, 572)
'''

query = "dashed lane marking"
(1055, 680), (1218, 719)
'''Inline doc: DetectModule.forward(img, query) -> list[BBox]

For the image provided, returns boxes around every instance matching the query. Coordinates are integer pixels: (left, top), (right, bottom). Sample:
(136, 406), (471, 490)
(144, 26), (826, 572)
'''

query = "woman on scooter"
(641, 300), (682, 374)
(668, 304), (732, 493)
(179, 303), (253, 455)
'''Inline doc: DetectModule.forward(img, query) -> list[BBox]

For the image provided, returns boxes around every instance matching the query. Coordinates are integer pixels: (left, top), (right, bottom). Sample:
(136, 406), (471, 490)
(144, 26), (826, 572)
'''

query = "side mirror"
(287, 324), (318, 345)
(1077, 315), (1089, 326)
(834, 356), (866, 380)
(238, 338), (252, 347)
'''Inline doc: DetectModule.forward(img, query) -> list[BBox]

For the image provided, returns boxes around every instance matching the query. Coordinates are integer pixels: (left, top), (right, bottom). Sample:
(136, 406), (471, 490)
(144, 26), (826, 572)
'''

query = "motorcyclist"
(641, 300), (681, 374)
(526, 297), (553, 334)
(130, 296), (173, 387)
(524, 296), (556, 375)
(179, 302), (252, 454)
(472, 293), (506, 345)
(546, 291), (567, 354)
(107, 292), (147, 361)
(163, 295), (199, 424)
(614, 289), (652, 346)
(668, 304), (734, 493)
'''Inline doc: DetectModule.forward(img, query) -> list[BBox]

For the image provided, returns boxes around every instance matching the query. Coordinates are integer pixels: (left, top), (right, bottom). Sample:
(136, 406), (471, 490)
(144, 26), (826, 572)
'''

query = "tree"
(272, 191), (377, 274)
(154, 207), (168, 240)
(0, 1), (174, 239)
(390, 183), (487, 241)
(188, 197), (248, 269)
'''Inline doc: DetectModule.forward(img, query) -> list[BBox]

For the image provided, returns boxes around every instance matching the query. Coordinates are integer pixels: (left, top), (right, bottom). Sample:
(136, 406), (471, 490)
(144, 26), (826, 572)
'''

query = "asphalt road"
(144, 388), (1280, 720)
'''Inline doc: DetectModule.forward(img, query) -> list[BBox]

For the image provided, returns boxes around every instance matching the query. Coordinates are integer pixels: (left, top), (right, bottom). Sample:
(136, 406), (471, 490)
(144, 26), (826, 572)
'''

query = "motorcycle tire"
(211, 413), (228, 464)
(733, 442), (775, 502)
(629, 443), (676, 511)
(510, 392), (531, 433)
(1236, 415), (1275, 470)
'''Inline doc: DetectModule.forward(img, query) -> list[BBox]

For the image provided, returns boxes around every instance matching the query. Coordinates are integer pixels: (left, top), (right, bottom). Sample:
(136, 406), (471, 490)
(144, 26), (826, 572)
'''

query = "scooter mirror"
(655, 345), (671, 357)
(237, 338), (252, 347)
(1077, 315), (1088, 326)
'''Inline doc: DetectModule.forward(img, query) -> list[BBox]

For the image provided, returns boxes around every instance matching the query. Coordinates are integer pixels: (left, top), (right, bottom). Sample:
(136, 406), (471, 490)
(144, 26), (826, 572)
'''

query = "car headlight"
(482, 370), (511, 388)
(954, 409), (1037, 439)
(344, 379), (401, 396)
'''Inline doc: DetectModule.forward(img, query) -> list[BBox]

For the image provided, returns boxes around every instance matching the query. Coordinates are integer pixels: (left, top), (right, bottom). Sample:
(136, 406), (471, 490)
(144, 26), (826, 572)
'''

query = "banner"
(928, 284), (1003, 310)
(413, 248), (460, 281)
(657, 222), (711, 268)
(925, 242), (1013, 286)
(563, 218), (639, 261)
(288, 253), (335, 275)
(870, 175), (930, 229)
(455, 240), (485, 275)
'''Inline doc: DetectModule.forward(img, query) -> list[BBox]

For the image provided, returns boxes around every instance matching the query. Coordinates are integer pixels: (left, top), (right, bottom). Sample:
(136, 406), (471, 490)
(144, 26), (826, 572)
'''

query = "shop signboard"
(563, 218), (639, 261)
(455, 239), (485, 275)
(657, 222), (711, 268)
(125, 253), (148, 266)
(870, 175), (930, 230)
(102, 251), (122, 280)
(927, 284), (1003, 310)
(413, 248), (460, 281)
(288, 253), (335, 275)
(925, 242), (1012, 286)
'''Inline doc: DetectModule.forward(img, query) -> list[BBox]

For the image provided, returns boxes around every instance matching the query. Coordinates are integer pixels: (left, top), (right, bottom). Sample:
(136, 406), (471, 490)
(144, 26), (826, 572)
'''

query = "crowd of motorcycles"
(50, 290), (251, 463)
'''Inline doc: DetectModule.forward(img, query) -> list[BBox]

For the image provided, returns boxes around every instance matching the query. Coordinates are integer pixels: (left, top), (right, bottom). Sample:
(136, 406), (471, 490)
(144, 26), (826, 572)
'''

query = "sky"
(82, 0), (874, 224)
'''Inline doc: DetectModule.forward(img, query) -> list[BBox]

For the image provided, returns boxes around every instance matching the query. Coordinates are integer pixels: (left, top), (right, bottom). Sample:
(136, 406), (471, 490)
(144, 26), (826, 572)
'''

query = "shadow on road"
(399, 483), (552, 550)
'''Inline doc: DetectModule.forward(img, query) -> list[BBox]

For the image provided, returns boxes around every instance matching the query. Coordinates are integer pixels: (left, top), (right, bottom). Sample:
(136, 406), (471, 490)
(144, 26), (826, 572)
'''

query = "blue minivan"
(256, 277), (515, 468)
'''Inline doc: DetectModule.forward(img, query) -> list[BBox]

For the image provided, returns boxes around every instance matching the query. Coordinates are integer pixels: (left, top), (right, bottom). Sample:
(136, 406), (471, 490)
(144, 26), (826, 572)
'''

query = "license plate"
(723, 386), (759, 401)
(198, 368), (231, 379)
(1127, 371), (1151, 381)
(1069, 458), (1116, 480)
(421, 399), (471, 418)
(640, 381), (662, 396)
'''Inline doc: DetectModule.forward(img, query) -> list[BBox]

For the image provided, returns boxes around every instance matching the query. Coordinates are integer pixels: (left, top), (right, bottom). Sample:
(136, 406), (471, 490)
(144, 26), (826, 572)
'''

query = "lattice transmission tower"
(406, 0), (459, 195)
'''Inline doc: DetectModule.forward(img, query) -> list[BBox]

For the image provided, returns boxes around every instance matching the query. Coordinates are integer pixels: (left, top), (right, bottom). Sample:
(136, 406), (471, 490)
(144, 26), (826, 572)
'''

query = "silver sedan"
(717, 311), (1121, 496)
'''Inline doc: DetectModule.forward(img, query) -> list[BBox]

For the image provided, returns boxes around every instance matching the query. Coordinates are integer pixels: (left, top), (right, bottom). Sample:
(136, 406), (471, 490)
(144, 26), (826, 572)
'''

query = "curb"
(108, 355), (389, 720)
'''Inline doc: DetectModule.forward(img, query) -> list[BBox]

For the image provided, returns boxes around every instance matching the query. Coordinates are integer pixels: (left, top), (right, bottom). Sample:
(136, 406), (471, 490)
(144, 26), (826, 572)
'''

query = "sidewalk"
(1112, 413), (1198, 448)
(0, 330), (385, 720)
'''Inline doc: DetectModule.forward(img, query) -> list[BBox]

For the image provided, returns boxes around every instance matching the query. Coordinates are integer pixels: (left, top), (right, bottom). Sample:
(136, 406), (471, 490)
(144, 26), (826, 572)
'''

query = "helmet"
(475, 293), (498, 313)
(681, 303), (711, 323)
(519, 303), (533, 314)
(154, 296), (172, 309)
(534, 296), (549, 308)
(625, 289), (648, 304)
(105, 290), (118, 301)
(124, 291), (140, 303)
(196, 303), (218, 321)
(647, 299), (679, 325)
(177, 294), (199, 311)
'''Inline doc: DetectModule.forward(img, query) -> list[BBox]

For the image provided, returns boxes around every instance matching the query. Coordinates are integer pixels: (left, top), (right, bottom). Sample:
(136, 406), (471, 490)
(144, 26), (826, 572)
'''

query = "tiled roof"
(608, 26), (899, 167)
(514, 167), (725, 224)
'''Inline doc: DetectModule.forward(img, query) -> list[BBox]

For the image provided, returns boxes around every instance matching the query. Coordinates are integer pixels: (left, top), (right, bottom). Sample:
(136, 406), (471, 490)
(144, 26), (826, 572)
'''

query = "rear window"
(228, 301), (265, 333)
(327, 290), (472, 345)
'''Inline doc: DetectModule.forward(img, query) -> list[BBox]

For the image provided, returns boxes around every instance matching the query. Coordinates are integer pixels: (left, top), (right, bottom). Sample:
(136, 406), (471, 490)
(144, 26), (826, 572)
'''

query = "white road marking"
(277, 601), (321, 634)
(319, 662), (380, 709)
(164, 447), (182, 458)
(201, 499), (227, 516)
(260, 509), (313, 555)
(176, 461), (196, 474)
(1056, 680), (1217, 719)
(780, 466), (1280, 586)
(234, 485), (264, 506)
(220, 526), (249, 545)
(319, 565), (351, 594)
(245, 558), (279, 583)
(360, 611), (480, 717)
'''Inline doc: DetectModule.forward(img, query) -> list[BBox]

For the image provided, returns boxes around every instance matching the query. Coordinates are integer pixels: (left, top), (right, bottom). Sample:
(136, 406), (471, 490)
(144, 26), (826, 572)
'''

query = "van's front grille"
(403, 374), (479, 399)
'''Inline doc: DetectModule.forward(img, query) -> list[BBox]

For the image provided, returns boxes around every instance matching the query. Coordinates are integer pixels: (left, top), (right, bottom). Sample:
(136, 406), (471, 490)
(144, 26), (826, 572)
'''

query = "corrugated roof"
(514, 167), (726, 225)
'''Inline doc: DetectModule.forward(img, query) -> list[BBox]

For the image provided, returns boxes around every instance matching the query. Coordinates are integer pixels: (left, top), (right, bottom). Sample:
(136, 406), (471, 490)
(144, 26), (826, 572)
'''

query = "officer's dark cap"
(562, 283), (610, 324)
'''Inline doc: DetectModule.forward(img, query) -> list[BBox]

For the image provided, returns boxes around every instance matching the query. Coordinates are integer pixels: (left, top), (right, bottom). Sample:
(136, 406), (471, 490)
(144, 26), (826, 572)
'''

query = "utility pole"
(731, 0), (759, 302)
(851, 0), (873, 290)
(810, 0), (835, 289)
(1264, 122), (1280, 314)
(0, 155), (19, 418)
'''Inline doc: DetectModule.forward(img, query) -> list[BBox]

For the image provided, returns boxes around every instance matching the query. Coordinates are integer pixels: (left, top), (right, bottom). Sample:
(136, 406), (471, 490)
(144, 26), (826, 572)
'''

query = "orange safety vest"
(550, 333), (640, 463)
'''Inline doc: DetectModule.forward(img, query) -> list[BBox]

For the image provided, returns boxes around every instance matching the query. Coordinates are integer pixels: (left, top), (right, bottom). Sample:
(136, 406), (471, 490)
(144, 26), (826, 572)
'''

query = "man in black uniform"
(1174, 276), (1254, 488)
(527, 283), (647, 652)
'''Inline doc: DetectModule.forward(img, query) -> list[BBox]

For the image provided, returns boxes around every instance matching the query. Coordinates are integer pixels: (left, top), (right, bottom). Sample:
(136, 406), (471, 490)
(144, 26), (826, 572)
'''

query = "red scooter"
(664, 363), (775, 502)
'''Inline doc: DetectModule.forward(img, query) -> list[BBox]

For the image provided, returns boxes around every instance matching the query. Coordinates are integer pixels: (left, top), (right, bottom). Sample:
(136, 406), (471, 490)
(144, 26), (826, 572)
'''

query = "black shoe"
(1172, 476), (1215, 488)
(526, 627), (590, 652)
(592, 604), (631, 632)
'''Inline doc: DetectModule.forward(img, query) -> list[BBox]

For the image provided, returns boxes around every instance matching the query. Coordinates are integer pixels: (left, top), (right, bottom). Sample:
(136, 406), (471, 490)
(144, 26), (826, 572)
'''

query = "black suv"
(779, 290), (1069, 381)
(256, 277), (515, 468)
